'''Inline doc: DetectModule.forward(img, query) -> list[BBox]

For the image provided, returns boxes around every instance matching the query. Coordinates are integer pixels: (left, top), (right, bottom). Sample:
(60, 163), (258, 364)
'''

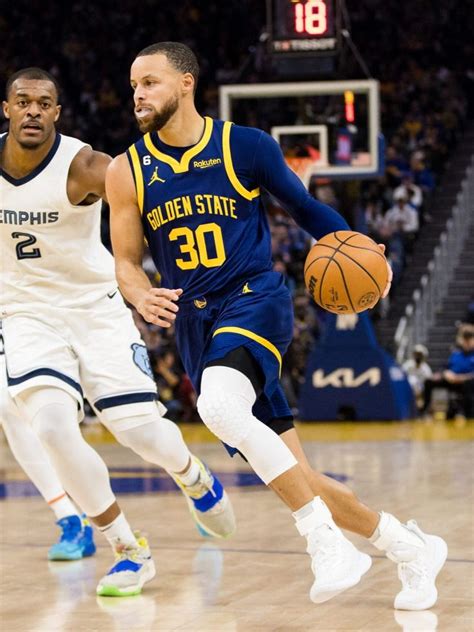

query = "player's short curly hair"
(136, 41), (199, 93)
(5, 67), (60, 100)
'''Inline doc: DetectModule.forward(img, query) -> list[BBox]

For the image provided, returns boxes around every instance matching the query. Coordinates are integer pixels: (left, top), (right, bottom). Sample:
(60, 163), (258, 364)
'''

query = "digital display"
(268, 0), (339, 55)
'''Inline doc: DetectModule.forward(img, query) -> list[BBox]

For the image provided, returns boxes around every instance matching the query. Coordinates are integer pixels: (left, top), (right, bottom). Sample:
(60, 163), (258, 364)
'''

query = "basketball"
(304, 231), (388, 314)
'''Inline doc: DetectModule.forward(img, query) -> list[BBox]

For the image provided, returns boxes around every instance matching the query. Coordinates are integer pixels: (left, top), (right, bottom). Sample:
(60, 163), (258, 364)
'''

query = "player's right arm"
(107, 154), (181, 328)
(238, 127), (393, 298)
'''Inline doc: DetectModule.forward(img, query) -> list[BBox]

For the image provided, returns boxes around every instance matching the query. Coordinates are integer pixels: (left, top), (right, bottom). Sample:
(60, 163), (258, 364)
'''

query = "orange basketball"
(304, 231), (388, 314)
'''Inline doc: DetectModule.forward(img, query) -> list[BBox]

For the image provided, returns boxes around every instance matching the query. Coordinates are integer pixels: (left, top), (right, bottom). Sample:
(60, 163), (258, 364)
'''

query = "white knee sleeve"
(198, 367), (297, 484)
(198, 367), (258, 446)
(17, 387), (78, 449)
(1, 408), (65, 503)
(17, 387), (116, 517)
(112, 408), (191, 473)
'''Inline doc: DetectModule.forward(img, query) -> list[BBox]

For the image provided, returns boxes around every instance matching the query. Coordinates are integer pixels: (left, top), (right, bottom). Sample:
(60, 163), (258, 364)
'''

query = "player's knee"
(31, 409), (65, 448)
(114, 415), (159, 452)
(17, 387), (78, 449)
(113, 413), (188, 469)
(197, 389), (256, 447)
(197, 365), (259, 446)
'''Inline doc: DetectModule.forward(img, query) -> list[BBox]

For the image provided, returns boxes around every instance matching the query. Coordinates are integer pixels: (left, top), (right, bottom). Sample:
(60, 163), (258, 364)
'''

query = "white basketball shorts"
(0, 340), (20, 427)
(2, 292), (166, 427)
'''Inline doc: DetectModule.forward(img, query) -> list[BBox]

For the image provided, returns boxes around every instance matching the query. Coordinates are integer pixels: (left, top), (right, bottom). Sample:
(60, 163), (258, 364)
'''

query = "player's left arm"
(67, 146), (112, 205)
(250, 130), (392, 297)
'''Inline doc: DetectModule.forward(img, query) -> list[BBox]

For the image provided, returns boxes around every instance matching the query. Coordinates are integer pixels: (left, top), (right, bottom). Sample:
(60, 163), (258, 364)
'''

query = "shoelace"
(311, 543), (340, 575)
(399, 559), (429, 590)
(113, 542), (144, 564)
(183, 469), (217, 500)
(308, 530), (341, 574)
(60, 520), (82, 542)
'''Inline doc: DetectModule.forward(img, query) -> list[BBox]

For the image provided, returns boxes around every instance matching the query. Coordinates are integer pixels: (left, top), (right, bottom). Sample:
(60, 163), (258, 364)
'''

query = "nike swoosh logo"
(107, 290), (118, 299)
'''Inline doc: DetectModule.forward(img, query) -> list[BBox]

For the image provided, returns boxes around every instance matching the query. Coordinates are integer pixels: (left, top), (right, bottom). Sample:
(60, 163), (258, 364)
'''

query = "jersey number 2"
(169, 223), (226, 270)
(12, 232), (42, 259)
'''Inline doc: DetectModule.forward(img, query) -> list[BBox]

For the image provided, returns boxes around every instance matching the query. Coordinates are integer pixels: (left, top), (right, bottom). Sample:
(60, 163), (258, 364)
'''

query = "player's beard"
(136, 94), (179, 133)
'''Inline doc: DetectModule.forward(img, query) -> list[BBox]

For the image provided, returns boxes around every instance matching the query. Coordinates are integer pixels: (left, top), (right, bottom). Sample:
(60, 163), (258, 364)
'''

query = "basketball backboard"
(219, 80), (384, 182)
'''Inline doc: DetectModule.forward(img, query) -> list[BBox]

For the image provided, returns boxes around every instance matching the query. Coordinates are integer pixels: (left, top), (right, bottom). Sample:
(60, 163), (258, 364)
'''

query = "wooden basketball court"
(1, 421), (473, 631)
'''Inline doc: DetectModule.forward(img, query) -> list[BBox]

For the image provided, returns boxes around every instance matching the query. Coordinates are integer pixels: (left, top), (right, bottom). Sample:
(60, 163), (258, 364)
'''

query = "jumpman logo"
(147, 166), (165, 186)
(241, 282), (253, 294)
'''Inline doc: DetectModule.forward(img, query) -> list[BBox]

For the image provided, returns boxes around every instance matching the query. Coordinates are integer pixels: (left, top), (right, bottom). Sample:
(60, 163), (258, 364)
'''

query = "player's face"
(130, 54), (190, 133)
(2, 80), (60, 149)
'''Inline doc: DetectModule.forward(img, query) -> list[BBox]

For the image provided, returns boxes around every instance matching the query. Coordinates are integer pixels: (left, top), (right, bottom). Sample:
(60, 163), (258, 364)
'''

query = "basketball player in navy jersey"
(109, 42), (447, 609)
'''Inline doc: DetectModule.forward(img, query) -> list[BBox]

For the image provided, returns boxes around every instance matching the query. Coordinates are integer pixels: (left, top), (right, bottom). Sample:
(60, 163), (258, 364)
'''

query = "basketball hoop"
(285, 157), (316, 188)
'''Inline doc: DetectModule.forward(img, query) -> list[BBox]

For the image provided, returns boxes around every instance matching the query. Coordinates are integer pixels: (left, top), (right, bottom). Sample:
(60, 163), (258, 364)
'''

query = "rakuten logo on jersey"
(312, 368), (381, 388)
(193, 158), (222, 169)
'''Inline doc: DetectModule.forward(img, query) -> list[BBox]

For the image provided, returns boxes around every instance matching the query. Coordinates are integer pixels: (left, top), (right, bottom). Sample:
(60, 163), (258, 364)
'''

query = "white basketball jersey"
(0, 133), (116, 315)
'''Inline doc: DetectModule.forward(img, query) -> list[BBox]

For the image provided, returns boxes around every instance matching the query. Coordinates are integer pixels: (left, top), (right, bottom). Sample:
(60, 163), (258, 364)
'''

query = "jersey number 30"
(12, 232), (42, 260)
(169, 223), (226, 270)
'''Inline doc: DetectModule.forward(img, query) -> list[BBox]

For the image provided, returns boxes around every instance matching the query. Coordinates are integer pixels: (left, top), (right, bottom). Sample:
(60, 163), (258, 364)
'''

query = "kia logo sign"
(312, 368), (381, 388)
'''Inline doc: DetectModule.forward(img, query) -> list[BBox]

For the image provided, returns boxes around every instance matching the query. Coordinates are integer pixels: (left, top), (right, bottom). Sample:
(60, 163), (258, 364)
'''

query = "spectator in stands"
(409, 152), (436, 197)
(384, 196), (419, 256)
(403, 344), (432, 411)
(393, 174), (423, 212)
(421, 325), (474, 420)
(365, 201), (387, 240)
(385, 146), (409, 188)
(177, 373), (199, 423)
(274, 259), (296, 294)
(153, 346), (183, 421)
(385, 197), (419, 236)
(401, 108), (424, 153)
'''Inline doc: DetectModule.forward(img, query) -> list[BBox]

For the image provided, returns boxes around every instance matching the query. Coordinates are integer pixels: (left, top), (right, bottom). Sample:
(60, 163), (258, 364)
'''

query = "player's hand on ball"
(137, 288), (183, 327)
(304, 231), (390, 313)
(377, 244), (393, 298)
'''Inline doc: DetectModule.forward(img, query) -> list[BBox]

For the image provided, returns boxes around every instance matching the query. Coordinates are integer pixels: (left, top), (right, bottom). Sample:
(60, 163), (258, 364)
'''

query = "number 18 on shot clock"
(267, 0), (340, 55)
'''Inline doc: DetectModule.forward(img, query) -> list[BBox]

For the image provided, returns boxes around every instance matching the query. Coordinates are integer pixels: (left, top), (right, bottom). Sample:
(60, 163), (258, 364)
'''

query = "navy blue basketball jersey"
(127, 117), (273, 299)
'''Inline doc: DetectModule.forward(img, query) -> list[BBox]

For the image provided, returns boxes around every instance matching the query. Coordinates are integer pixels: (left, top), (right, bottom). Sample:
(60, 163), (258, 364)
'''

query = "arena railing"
(394, 156), (474, 365)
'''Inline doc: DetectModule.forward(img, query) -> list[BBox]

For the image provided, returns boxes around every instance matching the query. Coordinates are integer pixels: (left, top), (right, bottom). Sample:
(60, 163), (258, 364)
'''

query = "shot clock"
(267, 0), (340, 55)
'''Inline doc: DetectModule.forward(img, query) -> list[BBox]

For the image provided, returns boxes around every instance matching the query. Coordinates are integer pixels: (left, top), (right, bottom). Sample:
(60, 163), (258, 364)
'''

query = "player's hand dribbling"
(136, 288), (183, 327)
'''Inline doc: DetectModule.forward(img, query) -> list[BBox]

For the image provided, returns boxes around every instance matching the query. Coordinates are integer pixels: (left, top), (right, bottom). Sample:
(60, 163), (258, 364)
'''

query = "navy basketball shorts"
(175, 271), (294, 431)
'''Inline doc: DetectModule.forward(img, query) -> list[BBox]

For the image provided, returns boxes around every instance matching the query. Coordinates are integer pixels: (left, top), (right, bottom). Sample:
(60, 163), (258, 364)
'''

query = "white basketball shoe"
(371, 513), (448, 610)
(295, 497), (372, 603)
(96, 535), (155, 597)
(170, 456), (236, 539)
(394, 521), (448, 611)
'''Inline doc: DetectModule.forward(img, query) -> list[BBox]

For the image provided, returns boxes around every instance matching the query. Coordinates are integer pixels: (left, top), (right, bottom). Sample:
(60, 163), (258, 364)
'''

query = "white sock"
(175, 456), (200, 486)
(48, 492), (80, 521)
(98, 512), (138, 549)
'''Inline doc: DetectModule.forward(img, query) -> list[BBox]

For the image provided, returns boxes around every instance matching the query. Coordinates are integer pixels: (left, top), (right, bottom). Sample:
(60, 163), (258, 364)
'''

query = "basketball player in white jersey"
(0, 67), (235, 597)
(1, 324), (95, 560)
